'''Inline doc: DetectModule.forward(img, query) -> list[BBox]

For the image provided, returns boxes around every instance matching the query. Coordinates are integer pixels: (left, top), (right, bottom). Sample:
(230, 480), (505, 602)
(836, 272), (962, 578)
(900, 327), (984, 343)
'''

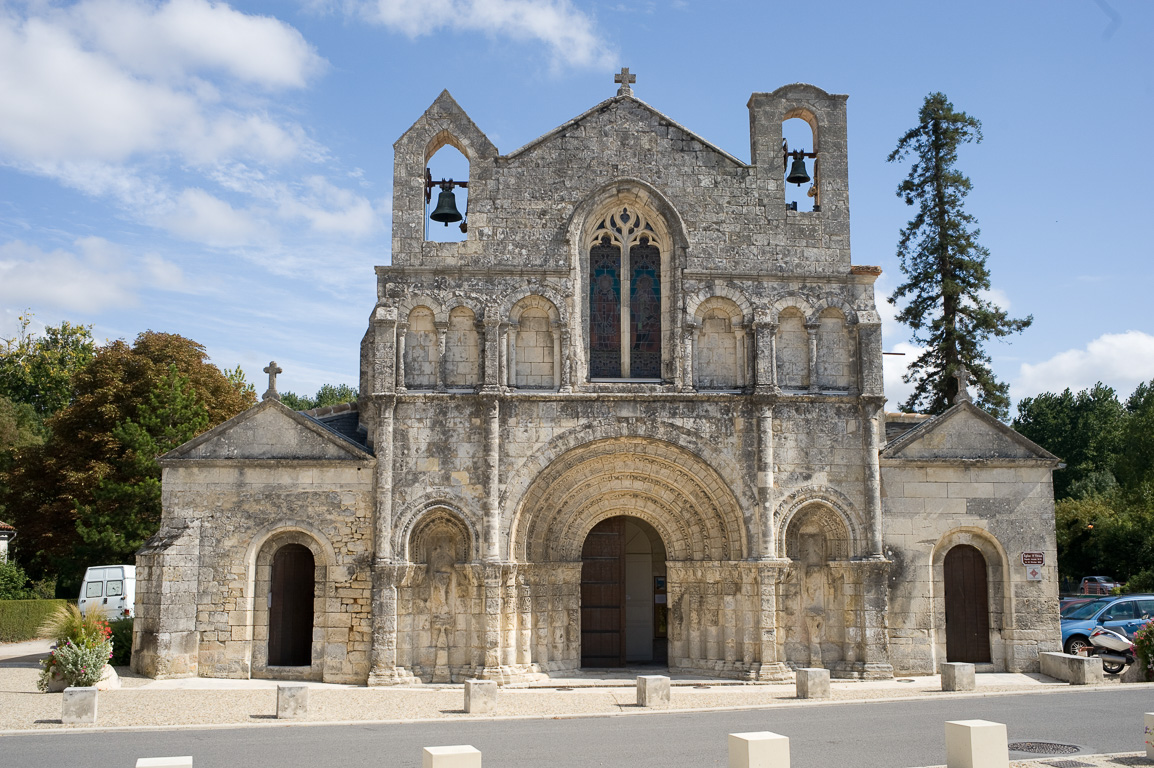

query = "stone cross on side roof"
(263, 360), (283, 401)
(614, 67), (636, 96)
(952, 365), (973, 404)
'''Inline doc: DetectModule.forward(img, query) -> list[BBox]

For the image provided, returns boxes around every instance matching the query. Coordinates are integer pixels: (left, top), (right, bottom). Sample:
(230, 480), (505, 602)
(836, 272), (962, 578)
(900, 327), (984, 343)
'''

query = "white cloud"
(1013, 331), (1154, 399)
(355, 0), (612, 69)
(277, 176), (380, 237)
(162, 188), (266, 246)
(0, 237), (187, 313)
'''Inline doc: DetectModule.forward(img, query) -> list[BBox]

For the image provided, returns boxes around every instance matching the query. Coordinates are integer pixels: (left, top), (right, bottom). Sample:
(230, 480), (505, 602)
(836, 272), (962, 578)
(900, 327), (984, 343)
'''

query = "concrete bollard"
(941, 662), (976, 692)
(61, 686), (97, 725)
(795, 668), (830, 699)
(1146, 712), (1153, 760)
(636, 675), (671, 707)
(464, 679), (497, 714)
(276, 684), (308, 719)
(422, 745), (481, 768)
(728, 731), (790, 768)
(136, 759), (194, 767)
(945, 719), (1008, 768)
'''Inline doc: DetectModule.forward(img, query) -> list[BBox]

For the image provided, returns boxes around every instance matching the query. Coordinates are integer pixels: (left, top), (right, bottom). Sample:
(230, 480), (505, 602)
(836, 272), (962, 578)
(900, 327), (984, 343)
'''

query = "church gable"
(163, 399), (372, 462)
(881, 402), (1059, 463)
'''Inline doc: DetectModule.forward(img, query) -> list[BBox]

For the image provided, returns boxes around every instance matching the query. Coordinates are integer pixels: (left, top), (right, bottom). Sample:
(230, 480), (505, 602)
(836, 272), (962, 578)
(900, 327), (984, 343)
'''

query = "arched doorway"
(944, 544), (991, 663)
(268, 544), (315, 666)
(580, 516), (667, 667)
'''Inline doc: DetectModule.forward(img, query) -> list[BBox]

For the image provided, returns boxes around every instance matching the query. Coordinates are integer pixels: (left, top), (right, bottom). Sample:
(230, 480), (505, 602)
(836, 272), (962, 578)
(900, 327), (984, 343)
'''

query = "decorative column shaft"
(756, 401), (776, 559)
(862, 398), (885, 557)
(559, 327), (572, 392)
(805, 321), (820, 392)
(753, 320), (777, 393)
(683, 321), (697, 390)
(435, 321), (448, 392)
(373, 397), (396, 563)
(395, 322), (409, 392)
(857, 323), (884, 397)
(481, 318), (501, 393)
(483, 396), (501, 561)
(504, 323), (516, 388)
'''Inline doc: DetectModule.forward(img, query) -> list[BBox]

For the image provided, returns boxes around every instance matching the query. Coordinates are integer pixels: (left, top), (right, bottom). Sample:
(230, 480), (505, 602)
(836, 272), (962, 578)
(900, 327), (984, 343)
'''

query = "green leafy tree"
(74, 365), (210, 564)
(280, 383), (358, 411)
(1, 332), (255, 584)
(1013, 383), (1125, 500)
(0, 313), (95, 421)
(887, 93), (1032, 419)
(1117, 382), (1154, 489)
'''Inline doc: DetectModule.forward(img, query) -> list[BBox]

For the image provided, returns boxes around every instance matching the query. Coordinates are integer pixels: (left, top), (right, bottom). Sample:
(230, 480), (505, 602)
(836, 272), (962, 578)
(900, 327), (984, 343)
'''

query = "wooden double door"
(268, 544), (315, 667)
(943, 544), (991, 663)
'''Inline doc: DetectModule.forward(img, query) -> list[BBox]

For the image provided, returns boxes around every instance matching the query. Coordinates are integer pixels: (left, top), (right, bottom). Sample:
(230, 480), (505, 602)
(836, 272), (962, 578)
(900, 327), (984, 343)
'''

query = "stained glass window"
(630, 238), (661, 378)
(589, 235), (621, 378)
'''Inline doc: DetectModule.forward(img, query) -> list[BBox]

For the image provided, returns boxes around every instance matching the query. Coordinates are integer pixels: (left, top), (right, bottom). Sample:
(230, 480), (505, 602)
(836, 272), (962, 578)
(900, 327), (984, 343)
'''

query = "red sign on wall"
(1021, 552), (1045, 566)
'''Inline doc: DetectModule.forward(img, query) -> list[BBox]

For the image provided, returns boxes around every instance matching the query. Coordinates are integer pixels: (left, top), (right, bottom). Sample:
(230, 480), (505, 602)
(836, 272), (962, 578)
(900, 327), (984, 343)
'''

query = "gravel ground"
(2, 661), (1142, 733)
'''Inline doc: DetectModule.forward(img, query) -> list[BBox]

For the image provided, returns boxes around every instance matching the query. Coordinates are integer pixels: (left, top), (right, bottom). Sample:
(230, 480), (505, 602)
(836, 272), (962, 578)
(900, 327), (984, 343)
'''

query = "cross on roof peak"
(952, 366), (972, 405)
(263, 360), (283, 401)
(614, 67), (636, 96)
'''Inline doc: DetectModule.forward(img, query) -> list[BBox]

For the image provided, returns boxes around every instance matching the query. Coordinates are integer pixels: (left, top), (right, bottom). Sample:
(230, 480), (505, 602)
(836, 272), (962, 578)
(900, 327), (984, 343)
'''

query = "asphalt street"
(1, 686), (1150, 768)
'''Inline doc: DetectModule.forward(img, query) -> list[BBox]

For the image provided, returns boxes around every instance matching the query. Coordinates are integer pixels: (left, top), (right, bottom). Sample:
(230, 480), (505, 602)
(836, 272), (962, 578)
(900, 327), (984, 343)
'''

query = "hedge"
(0, 599), (70, 643)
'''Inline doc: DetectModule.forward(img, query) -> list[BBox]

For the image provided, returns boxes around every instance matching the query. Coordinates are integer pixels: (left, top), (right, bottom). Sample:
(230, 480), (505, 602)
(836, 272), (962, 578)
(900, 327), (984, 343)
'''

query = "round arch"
(930, 527), (1012, 670)
(393, 496), (482, 563)
(775, 486), (864, 560)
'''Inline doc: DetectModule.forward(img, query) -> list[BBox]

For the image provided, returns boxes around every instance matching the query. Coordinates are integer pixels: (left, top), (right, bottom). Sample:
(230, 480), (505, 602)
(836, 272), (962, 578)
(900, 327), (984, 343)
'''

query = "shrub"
(1134, 619), (1154, 683)
(0, 559), (32, 599)
(35, 603), (113, 691)
(1123, 568), (1154, 594)
(109, 617), (133, 666)
(0, 599), (69, 642)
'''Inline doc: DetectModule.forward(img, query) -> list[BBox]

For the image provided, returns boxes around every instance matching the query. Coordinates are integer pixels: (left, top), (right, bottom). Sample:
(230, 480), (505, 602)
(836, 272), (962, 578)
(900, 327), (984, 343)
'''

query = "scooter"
(1083, 625), (1137, 674)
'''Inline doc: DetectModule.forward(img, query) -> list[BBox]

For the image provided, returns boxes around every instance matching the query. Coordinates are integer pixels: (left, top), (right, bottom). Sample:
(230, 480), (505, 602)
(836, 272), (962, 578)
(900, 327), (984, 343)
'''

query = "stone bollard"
(422, 745), (481, 768)
(136, 759), (194, 767)
(941, 662), (976, 692)
(1146, 712), (1153, 760)
(944, 719), (1008, 768)
(61, 686), (97, 725)
(464, 679), (497, 714)
(636, 675), (671, 707)
(795, 668), (830, 699)
(277, 684), (308, 719)
(728, 731), (790, 768)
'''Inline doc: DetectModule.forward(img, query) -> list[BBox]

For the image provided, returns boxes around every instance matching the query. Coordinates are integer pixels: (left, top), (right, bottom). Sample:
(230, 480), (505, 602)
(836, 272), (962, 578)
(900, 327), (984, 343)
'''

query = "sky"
(1, 0), (1152, 412)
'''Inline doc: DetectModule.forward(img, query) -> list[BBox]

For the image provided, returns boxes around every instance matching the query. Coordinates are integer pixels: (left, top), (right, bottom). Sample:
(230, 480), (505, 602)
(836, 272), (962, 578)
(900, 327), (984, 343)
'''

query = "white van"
(78, 565), (136, 619)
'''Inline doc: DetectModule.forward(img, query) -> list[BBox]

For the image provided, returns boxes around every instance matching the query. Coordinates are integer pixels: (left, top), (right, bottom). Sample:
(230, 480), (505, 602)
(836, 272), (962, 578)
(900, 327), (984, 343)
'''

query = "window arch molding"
(567, 180), (688, 383)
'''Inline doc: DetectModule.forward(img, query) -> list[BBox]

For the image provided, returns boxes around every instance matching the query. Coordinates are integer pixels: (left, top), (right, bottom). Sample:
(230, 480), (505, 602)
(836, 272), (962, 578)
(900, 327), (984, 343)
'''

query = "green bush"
(35, 603), (113, 691)
(1123, 568), (1154, 594)
(0, 560), (33, 599)
(0, 599), (69, 642)
(109, 617), (133, 666)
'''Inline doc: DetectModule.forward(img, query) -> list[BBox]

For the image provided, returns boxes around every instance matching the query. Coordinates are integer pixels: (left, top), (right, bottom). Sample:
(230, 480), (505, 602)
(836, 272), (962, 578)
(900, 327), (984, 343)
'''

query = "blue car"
(1060, 594), (1154, 655)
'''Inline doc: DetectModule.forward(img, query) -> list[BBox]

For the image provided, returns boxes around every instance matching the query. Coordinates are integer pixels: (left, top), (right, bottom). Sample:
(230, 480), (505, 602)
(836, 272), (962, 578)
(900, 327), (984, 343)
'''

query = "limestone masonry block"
(277, 684), (309, 719)
(136, 759), (194, 768)
(945, 719), (1008, 768)
(1039, 652), (1103, 685)
(422, 745), (482, 768)
(795, 668), (829, 699)
(941, 662), (976, 692)
(464, 679), (497, 714)
(729, 732), (790, 768)
(62, 686), (98, 725)
(636, 674), (671, 707)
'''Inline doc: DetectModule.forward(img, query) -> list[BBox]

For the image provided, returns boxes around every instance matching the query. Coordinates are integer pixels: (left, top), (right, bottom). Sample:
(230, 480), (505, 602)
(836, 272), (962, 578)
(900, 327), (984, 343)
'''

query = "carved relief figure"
(800, 531), (827, 667)
(424, 528), (458, 682)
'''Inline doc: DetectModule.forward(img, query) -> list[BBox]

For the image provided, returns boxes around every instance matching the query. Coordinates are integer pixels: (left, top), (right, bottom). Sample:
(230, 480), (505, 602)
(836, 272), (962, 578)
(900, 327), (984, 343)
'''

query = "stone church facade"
(132, 79), (1062, 685)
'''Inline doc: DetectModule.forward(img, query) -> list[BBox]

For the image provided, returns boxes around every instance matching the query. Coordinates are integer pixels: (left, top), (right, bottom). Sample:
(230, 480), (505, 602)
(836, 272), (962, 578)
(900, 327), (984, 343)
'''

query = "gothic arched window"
(588, 207), (662, 379)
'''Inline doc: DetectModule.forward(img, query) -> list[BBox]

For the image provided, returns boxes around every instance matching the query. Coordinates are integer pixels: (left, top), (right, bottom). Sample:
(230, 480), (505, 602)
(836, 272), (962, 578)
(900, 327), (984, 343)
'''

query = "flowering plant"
(1133, 619), (1154, 682)
(35, 604), (114, 692)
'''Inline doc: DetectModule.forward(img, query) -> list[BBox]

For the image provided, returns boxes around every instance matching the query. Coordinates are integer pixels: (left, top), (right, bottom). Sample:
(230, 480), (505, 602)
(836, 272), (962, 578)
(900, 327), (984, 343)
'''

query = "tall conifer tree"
(888, 92), (1031, 419)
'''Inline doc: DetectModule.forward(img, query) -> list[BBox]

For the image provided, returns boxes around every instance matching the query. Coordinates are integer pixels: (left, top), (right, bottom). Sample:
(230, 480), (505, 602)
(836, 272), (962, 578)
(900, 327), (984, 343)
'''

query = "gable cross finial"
(952, 365), (972, 405)
(262, 361), (283, 401)
(614, 67), (636, 96)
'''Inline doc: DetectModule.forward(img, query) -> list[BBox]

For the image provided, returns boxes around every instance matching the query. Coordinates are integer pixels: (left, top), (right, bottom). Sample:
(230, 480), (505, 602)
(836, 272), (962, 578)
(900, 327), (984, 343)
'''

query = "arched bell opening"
(268, 543), (315, 667)
(425, 142), (469, 243)
(580, 516), (668, 668)
(782, 114), (818, 212)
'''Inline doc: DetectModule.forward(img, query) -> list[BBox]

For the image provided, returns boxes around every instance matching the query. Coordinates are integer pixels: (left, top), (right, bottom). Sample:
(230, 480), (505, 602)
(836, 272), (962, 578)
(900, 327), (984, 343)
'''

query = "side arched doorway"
(580, 516), (668, 667)
(268, 543), (315, 667)
(944, 544), (991, 663)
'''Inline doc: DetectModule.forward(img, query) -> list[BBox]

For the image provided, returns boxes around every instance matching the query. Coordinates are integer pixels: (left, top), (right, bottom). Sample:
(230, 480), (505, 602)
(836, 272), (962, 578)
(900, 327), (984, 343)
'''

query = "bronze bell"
(430, 184), (463, 225)
(786, 153), (811, 186)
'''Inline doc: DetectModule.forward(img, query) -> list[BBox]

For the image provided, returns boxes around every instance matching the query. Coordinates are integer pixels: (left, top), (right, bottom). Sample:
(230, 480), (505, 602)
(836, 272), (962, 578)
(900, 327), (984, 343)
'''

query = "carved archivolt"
(775, 486), (862, 560)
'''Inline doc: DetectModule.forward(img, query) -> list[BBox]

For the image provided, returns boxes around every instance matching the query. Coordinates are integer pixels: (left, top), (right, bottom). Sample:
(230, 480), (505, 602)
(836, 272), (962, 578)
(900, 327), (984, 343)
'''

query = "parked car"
(1060, 593), (1154, 655)
(78, 564), (136, 619)
(1060, 597), (1097, 617)
(1079, 575), (1120, 595)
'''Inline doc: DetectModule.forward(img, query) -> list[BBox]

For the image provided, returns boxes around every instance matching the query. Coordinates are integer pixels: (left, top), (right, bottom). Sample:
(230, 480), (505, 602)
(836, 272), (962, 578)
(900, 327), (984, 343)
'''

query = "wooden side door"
(269, 544), (315, 667)
(944, 544), (991, 663)
(581, 517), (626, 667)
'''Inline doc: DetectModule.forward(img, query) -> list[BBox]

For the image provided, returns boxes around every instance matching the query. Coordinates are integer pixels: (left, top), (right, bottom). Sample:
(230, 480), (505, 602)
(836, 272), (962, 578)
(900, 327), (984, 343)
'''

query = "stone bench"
(729, 732), (790, 768)
(1039, 651), (1103, 685)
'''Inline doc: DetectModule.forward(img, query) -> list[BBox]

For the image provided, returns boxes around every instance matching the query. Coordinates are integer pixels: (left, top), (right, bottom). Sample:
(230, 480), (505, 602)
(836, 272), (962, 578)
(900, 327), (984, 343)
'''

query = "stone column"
(435, 321), (448, 392)
(752, 320), (777, 394)
(855, 560), (893, 678)
(756, 400), (777, 559)
(372, 397), (396, 563)
(755, 562), (791, 681)
(481, 316), (501, 393)
(862, 397), (885, 558)
(368, 563), (414, 685)
(805, 321), (820, 392)
(395, 322), (409, 393)
(370, 306), (397, 398)
(857, 323), (884, 397)
(733, 324), (747, 389)
(559, 327), (572, 392)
(480, 563), (504, 679)
(517, 570), (532, 666)
(483, 396), (501, 561)
(502, 567), (517, 667)
(505, 322), (517, 388)
(683, 320), (697, 391)
(551, 321), (562, 390)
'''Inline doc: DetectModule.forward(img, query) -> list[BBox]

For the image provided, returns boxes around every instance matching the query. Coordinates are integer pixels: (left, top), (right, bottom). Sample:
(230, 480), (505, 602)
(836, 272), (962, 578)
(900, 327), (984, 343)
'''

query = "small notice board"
(1021, 552), (1044, 566)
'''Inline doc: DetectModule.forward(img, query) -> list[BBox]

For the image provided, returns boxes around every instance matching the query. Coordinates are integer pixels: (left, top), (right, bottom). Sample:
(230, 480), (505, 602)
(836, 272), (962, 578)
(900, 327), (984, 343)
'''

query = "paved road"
(2, 687), (1149, 768)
